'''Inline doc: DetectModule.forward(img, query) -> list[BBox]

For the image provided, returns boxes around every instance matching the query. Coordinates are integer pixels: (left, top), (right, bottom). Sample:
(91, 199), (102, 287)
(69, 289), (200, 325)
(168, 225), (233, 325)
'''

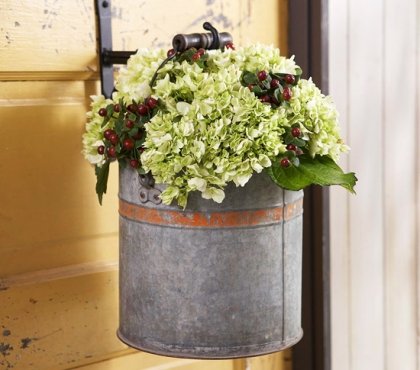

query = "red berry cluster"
(169, 47), (209, 66)
(279, 125), (306, 168)
(243, 70), (297, 107)
(97, 97), (159, 169)
(240, 68), (304, 168)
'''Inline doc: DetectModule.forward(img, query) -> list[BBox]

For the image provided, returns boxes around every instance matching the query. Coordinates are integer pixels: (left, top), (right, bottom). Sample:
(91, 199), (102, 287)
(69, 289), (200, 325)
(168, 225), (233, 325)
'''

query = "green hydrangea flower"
(139, 51), (292, 207)
(288, 78), (348, 161)
(82, 44), (353, 207)
(82, 95), (114, 167)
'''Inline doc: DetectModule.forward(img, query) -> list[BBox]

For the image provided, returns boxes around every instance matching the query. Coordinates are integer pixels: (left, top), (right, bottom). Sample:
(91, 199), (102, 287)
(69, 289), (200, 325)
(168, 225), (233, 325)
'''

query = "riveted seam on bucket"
(119, 198), (303, 229)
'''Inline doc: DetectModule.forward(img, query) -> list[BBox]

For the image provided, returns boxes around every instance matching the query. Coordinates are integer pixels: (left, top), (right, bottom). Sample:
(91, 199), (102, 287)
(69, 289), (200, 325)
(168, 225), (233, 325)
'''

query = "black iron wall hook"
(95, 0), (136, 98)
(172, 24), (232, 52)
(203, 22), (220, 49)
(94, 0), (233, 98)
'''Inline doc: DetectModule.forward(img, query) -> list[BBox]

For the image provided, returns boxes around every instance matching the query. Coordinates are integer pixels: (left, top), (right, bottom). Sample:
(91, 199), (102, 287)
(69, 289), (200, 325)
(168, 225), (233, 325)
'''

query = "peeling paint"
(213, 13), (233, 28)
(41, 0), (62, 30)
(188, 9), (214, 28)
(0, 358), (13, 369)
(0, 342), (13, 356)
(20, 338), (33, 349)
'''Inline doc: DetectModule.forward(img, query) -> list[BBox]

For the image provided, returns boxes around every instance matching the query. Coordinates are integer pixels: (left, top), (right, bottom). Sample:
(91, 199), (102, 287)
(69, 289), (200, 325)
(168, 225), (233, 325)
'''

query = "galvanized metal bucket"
(118, 166), (303, 359)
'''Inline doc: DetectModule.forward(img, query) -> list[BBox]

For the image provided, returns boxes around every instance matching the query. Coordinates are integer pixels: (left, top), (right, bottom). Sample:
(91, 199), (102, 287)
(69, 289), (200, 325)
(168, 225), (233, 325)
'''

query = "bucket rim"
(116, 328), (303, 359)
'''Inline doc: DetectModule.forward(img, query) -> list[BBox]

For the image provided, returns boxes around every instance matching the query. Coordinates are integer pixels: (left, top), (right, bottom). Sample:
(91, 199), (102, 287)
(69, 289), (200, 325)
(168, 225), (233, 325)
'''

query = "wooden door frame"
(288, 1), (331, 370)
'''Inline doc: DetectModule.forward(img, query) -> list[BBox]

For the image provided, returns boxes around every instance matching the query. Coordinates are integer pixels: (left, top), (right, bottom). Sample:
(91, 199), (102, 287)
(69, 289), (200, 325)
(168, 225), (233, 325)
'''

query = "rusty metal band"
(119, 198), (303, 229)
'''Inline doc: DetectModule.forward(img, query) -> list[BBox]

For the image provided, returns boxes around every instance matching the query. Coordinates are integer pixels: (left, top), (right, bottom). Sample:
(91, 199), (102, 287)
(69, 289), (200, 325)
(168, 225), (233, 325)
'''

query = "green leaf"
(128, 127), (139, 136)
(285, 150), (296, 157)
(273, 91), (280, 103)
(115, 115), (124, 136)
(312, 156), (358, 193)
(261, 75), (272, 90)
(135, 139), (145, 148)
(139, 114), (150, 124)
(242, 71), (259, 85)
(291, 156), (300, 167)
(95, 162), (110, 205)
(106, 104), (114, 115)
(267, 162), (311, 190)
(284, 133), (295, 144)
(196, 59), (206, 69)
(99, 104), (115, 128)
(267, 155), (357, 193)
(274, 87), (283, 102)
(291, 137), (306, 147)
(101, 116), (110, 128)
(252, 85), (263, 95)
(271, 73), (284, 80)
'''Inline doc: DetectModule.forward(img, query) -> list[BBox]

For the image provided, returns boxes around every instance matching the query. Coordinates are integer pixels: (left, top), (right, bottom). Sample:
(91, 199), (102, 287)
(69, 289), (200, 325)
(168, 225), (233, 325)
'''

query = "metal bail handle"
(172, 22), (233, 52)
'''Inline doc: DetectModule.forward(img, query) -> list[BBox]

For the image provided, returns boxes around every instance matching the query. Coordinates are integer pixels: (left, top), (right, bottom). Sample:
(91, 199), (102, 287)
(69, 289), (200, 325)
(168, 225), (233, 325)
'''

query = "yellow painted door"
(0, 1), (291, 369)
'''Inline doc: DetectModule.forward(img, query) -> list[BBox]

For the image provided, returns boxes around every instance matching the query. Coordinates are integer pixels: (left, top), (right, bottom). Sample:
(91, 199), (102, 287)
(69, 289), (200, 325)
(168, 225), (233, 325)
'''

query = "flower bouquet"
(82, 26), (357, 357)
(83, 43), (356, 207)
